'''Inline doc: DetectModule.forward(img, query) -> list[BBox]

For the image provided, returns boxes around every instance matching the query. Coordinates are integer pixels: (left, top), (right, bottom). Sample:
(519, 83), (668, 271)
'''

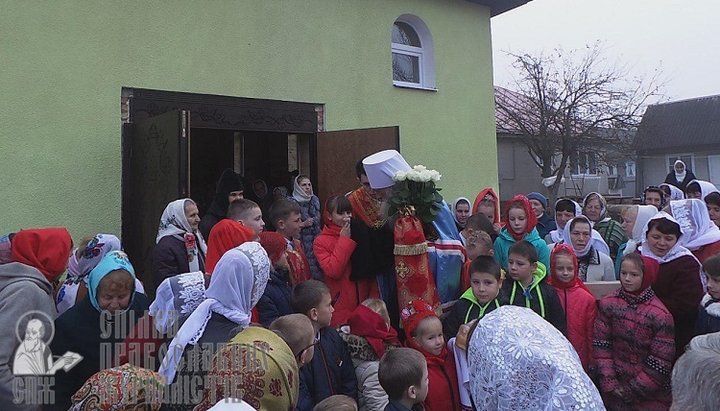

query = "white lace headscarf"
(670, 199), (720, 251)
(149, 271), (206, 335)
(158, 241), (270, 383)
(659, 183), (684, 201)
(686, 179), (720, 200)
(468, 306), (605, 410)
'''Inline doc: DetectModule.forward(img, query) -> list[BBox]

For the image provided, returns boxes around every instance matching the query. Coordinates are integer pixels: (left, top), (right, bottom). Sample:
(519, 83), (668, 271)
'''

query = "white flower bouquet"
(388, 165), (444, 224)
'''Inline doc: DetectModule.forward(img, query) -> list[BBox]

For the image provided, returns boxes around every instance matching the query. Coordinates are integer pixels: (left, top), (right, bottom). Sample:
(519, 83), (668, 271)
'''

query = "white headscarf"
(149, 271), (206, 335)
(292, 175), (313, 203)
(452, 197), (471, 227)
(159, 242), (270, 383)
(659, 183), (684, 201)
(623, 205), (658, 256)
(674, 160), (687, 182)
(686, 179), (720, 200)
(156, 199), (207, 272)
(670, 199), (720, 251)
(549, 199), (582, 243)
(640, 211), (697, 264)
(468, 306), (605, 410)
(561, 215), (610, 258)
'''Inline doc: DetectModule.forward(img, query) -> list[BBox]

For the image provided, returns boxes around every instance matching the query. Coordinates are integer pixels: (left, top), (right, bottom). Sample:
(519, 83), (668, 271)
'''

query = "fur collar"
(702, 294), (720, 317)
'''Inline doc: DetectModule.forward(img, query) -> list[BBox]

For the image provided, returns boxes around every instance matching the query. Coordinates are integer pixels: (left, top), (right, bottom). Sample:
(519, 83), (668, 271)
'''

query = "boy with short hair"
(444, 256), (503, 339)
(501, 240), (567, 334)
(293, 280), (357, 411)
(257, 231), (294, 327)
(269, 313), (316, 367)
(227, 198), (264, 239)
(695, 254), (720, 335)
(378, 348), (428, 411)
(269, 198), (311, 284)
(459, 228), (494, 292)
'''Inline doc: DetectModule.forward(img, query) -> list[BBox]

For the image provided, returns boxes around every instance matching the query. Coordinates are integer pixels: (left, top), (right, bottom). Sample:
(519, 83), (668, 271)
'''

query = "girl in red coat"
(547, 243), (597, 370)
(314, 195), (378, 327)
(593, 253), (675, 411)
(402, 299), (460, 411)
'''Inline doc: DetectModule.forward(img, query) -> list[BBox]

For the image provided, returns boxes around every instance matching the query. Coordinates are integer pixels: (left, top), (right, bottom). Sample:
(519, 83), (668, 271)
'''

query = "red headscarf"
(11, 228), (72, 282)
(472, 187), (501, 225)
(547, 243), (591, 293)
(347, 304), (400, 358)
(639, 255), (660, 292)
(205, 220), (255, 275)
(504, 194), (538, 241)
(259, 231), (287, 265)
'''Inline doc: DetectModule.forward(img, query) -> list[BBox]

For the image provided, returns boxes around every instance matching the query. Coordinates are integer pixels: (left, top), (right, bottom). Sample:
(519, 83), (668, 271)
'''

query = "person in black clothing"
(257, 231), (294, 327)
(199, 168), (245, 240)
(527, 191), (555, 240)
(664, 159), (697, 191)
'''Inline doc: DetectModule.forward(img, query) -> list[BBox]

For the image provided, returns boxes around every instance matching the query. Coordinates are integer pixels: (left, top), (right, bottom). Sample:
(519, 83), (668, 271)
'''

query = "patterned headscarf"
(11, 227), (72, 281)
(670, 199), (720, 251)
(156, 199), (207, 272)
(149, 271), (206, 335)
(159, 242), (271, 383)
(70, 364), (163, 410)
(468, 306), (605, 410)
(194, 326), (299, 411)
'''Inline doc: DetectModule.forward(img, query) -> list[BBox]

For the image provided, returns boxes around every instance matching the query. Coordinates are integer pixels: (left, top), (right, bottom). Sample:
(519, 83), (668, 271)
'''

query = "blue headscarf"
(87, 250), (136, 312)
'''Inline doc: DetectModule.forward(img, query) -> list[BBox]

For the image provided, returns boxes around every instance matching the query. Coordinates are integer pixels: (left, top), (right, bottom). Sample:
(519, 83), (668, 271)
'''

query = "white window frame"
(391, 14), (436, 91)
(625, 160), (636, 178)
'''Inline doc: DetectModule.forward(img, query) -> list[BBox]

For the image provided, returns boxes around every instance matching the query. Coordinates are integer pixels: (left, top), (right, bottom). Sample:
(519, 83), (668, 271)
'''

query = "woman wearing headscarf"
(664, 160), (697, 191)
(669, 198), (720, 264)
(152, 198), (207, 288)
(467, 305), (605, 411)
(641, 186), (666, 211)
(56, 233), (145, 315)
(50, 251), (150, 411)
(561, 216), (614, 282)
(0, 228), (72, 411)
(117, 219), (254, 369)
(158, 242), (270, 402)
(616, 205), (658, 277)
(451, 197), (471, 232)
(292, 174), (322, 279)
(69, 363), (164, 411)
(641, 211), (704, 357)
(583, 192), (627, 261)
(684, 179), (720, 200)
(659, 182), (685, 201)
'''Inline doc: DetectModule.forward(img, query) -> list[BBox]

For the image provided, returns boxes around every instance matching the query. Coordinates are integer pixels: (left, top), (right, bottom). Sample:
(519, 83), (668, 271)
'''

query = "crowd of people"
(2, 154), (720, 410)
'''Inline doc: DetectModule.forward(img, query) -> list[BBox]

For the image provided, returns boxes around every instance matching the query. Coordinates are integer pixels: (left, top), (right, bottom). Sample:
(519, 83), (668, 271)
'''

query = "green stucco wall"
(0, 0), (497, 240)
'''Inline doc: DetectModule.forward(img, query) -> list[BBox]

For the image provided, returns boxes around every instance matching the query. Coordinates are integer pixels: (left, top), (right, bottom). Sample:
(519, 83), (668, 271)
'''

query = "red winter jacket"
(422, 346), (461, 411)
(593, 288), (674, 411)
(314, 223), (378, 327)
(553, 285), (597, 370)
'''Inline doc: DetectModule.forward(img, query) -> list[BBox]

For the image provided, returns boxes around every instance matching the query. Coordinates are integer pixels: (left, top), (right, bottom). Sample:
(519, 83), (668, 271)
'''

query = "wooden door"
(122, 110), (189, 288)
(314, 126), (399, 204)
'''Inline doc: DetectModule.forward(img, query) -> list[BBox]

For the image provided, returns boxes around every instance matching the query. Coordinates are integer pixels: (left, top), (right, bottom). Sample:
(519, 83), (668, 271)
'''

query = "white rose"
(394, 171), (407, 181)
(429, 170), (442, 182)
(414, 165), (427, 172)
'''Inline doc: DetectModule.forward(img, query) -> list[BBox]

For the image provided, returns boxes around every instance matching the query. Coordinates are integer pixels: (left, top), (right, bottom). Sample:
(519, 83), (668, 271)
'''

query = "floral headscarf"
(156, 199), (207, 272)
(70, 364), (164, 410)
(159, 242), (271, 383)
(468, 306), (605, 410)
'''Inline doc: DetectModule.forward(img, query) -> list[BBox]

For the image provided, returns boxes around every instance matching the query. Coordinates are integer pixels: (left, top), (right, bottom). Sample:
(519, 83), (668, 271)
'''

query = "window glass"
(392, 22), (421, 47)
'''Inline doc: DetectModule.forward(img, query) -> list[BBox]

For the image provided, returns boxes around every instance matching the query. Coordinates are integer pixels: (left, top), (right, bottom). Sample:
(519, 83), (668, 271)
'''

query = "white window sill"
(393, 82), (438, 92)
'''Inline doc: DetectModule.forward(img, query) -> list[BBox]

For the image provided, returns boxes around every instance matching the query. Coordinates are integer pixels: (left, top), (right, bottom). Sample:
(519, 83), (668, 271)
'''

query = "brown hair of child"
(378, 347), (427, 400)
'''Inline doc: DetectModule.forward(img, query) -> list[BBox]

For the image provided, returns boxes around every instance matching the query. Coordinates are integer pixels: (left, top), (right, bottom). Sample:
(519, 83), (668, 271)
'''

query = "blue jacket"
(256, 267), (293, 327)
(493, 227), (550, 271)
(695, 294), (720, 336)
(297, 327), (357, 411)
(535, 212), (556, 241)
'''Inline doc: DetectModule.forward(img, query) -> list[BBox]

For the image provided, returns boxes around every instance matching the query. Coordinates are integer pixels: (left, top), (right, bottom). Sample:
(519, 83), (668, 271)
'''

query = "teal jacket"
(493, 227), (550, 271)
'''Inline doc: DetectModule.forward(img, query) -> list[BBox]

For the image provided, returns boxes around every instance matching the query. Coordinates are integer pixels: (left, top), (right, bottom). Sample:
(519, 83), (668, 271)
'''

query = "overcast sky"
(491, 0), (720, 102)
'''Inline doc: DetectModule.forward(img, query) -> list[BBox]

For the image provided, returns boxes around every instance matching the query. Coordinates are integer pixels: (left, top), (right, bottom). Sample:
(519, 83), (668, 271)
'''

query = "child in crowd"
(471, 187), (502, 235)
(402, 300), (460, 411)
(226, 198), (265, 239)
(269, 198), (312, 284)
(547, 244), (597, 370)
(378, 348), (429, 411)
(339, 299), (401, 411)
(459, 229), (494, 292)
(695, 254), (720, 335)
(293, 280), (357, 411)
(51, 251), (150, 411)
(292, 174), (323, 279)
(501, 241), (566, 334)
(269, 313), (317, 366)
(313, 395), (358, 411)
(593, 253), (675, 410)
(256, 230), (294, 327)
(493, 194), (550, 271)
(315, 195), (379, 326)
(706, 192), (720, 227)
(444, 256), (502, 340)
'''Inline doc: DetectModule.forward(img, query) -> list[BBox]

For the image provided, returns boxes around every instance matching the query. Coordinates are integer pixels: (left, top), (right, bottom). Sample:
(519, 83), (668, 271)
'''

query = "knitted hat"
(527, 192), (548, 210)
(259, 231), (287, 265)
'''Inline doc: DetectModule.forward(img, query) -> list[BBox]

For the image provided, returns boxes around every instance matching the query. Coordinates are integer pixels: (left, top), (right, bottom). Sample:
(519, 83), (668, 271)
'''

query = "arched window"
(391, 15), (435, 90)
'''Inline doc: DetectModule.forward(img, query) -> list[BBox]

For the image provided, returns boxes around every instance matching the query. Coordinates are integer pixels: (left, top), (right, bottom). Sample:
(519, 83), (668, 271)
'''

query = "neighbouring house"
(635, 94), (720, 191)
(0, 0), (531, 283)
(495, 86), (636, 202)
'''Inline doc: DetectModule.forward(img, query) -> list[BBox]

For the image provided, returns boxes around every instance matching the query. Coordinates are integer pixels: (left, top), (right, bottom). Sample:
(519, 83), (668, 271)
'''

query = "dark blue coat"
(695, 295), (720, 336)
(536, 212), (556, 241)
(296, 327), (357, 411)
(257, 268), (293, 327)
